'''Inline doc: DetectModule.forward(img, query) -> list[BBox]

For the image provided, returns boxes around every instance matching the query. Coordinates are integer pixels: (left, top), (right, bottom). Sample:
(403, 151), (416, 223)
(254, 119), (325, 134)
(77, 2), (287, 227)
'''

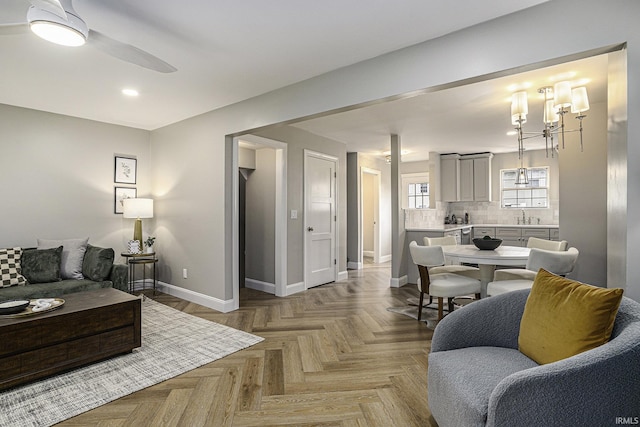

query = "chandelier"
(510, 81), (589, 184)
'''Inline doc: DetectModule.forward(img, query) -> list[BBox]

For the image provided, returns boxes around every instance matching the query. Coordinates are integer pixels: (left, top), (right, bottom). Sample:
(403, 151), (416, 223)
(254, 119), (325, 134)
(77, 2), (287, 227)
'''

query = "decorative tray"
(0, 298), (65, 318)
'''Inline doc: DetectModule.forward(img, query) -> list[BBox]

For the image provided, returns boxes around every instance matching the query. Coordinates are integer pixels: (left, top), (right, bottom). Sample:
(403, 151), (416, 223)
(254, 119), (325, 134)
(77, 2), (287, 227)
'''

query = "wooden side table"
(121, 252), (158, 295)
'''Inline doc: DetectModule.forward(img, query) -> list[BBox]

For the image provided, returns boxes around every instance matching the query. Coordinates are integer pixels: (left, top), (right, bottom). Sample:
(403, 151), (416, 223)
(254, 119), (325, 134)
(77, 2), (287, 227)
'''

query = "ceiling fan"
(0, 0), (177, 73)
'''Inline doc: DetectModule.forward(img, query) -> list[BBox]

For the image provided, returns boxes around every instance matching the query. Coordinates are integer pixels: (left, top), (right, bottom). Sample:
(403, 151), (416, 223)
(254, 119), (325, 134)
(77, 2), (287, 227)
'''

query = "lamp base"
(133, 218), (143, 253)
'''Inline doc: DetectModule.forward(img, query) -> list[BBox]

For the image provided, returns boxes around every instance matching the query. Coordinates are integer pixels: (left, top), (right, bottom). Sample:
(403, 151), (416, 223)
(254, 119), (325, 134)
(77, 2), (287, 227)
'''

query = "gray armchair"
(428, 289), (640, 427)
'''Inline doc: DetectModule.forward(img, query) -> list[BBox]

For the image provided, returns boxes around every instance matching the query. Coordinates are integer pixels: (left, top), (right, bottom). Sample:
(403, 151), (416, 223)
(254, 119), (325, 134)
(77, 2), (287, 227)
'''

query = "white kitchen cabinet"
(473, 155), (492, 201)
(441, 154), (460, 202)
(442, 153), (492, 202)
(473, 227), (496, 238)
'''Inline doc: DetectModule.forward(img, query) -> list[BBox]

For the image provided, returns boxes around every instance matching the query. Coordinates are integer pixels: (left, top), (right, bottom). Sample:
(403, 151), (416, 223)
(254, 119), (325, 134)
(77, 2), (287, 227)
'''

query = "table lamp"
(123, 198), (153, 253)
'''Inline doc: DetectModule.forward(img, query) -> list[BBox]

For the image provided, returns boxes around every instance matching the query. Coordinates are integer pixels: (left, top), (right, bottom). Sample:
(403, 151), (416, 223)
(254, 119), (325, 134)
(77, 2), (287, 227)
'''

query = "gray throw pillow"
(21, 246), (63, 284)
(82, 245), (115, 282)
(37, 238), (89, 280)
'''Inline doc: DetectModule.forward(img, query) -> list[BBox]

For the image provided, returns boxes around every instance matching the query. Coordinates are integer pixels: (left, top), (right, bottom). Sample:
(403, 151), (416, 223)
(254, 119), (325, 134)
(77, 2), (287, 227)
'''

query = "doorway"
(361, 167), (381, 265)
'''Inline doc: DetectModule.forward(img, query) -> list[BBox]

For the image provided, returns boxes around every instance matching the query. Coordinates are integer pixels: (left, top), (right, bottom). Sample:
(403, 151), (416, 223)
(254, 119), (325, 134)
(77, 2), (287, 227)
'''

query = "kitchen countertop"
(406, 223), (559, 232)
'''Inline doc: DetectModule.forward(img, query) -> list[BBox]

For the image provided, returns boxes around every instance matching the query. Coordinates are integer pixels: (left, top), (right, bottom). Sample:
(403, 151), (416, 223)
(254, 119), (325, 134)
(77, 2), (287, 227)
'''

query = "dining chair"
(409, 241), (481, 320)
(526, 236), (569, 251)
(487, 247), (579, 296)
(423, 236), (480, 279)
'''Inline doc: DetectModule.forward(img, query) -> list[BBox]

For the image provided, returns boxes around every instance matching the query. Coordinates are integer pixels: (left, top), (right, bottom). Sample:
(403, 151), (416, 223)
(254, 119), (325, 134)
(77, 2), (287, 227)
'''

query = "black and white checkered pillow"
(0, 247), (27, 287)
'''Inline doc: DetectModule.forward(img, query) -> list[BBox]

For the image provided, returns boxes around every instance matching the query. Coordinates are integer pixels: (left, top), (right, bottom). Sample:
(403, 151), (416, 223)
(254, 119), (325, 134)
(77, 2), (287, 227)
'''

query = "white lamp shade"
(571, 86), (590, 113)
(511, 91), (528, 116)
(553, 81), (572, 108)
(123, 198), (154, 218)
(544, 99), (560, 124)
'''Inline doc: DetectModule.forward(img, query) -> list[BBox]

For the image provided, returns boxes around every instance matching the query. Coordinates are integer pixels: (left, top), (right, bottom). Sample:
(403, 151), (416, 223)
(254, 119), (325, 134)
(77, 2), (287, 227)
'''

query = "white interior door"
(361, 168), (381, 264)
(304, 151), (337, 288)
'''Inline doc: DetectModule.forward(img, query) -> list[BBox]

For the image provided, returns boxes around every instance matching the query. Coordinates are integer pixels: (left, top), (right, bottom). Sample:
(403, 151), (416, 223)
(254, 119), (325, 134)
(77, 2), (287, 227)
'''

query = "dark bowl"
(472, 237), (503, 250)
(0, 299), (30, 315)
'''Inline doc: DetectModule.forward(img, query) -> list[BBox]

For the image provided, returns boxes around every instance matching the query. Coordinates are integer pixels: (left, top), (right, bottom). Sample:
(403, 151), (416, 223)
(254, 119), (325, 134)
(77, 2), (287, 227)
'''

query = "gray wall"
(245, 148), (276, 284)
(150, 0), (640, 302)
(255, 126), (347, 285)
(346, 153), (359, 265)
(0, 103), (151, 257)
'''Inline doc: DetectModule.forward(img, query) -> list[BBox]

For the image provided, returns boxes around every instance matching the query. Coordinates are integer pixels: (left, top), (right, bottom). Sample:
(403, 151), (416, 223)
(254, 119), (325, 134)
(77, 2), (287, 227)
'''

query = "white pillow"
(37, 238), (89, 280)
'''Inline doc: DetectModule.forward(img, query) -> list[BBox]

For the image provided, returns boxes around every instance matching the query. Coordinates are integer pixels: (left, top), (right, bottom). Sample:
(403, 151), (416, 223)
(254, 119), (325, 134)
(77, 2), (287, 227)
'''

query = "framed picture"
(114, 187), (137, 214)
(114, 156), (137, 184)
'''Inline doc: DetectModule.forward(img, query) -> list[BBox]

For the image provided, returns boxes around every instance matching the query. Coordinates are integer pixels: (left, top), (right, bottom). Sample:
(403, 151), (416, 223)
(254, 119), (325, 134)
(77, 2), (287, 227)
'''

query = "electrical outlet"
(183, 268), (188, 279)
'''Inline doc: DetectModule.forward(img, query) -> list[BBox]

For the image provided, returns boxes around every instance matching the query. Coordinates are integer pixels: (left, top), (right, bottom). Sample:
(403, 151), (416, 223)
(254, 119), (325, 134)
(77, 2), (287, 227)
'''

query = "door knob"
(307, 226), (314, 232)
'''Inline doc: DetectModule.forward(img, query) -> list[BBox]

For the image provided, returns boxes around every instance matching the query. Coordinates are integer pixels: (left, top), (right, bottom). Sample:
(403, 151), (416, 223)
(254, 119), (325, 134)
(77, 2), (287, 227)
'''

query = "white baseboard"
(245, 278), (275, 294)
(286, 281), (305, 295)
(347, 261), (362, 270)
(337, 270), (348, 282)
(390, 275), (408, 288)
(363, 250), (374, 257)
(379, 254), (392, 263)
(155, 281), (236, 313)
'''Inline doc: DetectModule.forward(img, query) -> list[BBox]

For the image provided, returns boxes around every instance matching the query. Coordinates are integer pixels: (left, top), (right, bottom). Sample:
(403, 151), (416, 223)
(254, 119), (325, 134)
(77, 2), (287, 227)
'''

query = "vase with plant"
(145, 236), (156, 254)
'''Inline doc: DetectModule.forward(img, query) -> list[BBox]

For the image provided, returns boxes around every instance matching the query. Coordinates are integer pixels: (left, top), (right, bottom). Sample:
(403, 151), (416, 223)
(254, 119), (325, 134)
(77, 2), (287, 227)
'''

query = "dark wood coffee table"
(0, 288), (141, 390)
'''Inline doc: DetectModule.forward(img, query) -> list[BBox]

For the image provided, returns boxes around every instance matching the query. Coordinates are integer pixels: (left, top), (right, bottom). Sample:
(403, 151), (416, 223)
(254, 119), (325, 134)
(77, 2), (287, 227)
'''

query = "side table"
(121, 252), (158, 295)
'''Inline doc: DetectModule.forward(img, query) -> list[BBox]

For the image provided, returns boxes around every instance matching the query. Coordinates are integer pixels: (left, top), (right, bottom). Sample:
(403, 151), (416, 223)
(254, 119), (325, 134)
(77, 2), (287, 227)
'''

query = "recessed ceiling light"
(506, 130), (518, 136)
(122, 88), (139, 97)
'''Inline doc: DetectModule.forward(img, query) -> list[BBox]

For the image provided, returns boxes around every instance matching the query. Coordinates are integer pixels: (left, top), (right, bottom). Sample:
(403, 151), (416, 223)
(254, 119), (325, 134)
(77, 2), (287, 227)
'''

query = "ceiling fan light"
(30, 20), (86, 46)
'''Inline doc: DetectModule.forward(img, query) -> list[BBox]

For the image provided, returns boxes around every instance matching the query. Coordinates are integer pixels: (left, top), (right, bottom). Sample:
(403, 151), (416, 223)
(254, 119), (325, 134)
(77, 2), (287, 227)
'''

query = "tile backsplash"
(405, 199), (559, 229)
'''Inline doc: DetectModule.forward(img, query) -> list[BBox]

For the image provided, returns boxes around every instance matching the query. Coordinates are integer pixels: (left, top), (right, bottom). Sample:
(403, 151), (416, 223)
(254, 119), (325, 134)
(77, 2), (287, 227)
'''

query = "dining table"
(441, 244), (530, 298)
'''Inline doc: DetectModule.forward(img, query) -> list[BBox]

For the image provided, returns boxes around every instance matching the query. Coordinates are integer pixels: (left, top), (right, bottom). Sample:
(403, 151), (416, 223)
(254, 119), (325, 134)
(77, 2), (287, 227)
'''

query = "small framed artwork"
(114, 156), (137, 184)
(114, 187), (137, 214)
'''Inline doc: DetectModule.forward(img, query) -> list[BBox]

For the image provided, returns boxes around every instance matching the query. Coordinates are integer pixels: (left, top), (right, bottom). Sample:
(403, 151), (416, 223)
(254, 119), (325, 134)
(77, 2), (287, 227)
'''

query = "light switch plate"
(290, 210), (298, 219)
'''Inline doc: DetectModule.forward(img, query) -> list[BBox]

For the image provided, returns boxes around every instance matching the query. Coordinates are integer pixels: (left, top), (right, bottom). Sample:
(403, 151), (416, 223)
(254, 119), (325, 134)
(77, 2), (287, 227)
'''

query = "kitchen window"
(402, 173), (430, 209)
(501, 167), (549, 208)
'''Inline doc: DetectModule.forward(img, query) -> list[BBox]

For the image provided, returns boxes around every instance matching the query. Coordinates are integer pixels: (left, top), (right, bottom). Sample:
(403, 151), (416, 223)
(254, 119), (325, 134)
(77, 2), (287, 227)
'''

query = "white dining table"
(441, 245), (530, 298)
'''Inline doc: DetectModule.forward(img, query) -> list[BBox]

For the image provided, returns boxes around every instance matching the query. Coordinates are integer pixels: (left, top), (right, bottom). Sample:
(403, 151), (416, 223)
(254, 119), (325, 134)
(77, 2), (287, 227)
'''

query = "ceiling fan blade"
(0, 23), (30, 35)
(29, 0), (68, 20)
(87, 30), (177, 73)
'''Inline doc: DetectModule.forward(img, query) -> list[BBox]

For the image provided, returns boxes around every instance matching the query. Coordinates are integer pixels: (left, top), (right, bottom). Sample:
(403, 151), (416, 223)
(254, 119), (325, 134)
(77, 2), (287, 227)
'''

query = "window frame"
(401, 173), (430, 209)
(500, 166), (550, 209)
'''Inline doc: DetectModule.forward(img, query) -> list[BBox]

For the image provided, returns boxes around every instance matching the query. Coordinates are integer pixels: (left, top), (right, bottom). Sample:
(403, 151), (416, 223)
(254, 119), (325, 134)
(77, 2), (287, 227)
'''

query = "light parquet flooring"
(59, 263), (438, 426)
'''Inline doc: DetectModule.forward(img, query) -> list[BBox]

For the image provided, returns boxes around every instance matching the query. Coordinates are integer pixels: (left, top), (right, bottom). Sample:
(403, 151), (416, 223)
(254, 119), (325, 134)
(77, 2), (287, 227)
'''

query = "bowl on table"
(472, 237), (503, 250)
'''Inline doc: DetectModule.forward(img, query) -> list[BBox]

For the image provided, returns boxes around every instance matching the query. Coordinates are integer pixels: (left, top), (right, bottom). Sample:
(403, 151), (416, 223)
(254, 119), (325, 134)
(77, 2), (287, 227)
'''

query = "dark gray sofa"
(0, 244), (128, 300)
(428, 289), (640, 427)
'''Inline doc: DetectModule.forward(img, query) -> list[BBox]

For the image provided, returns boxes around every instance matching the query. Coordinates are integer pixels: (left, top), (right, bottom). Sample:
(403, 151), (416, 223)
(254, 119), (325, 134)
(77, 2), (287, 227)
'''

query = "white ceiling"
(4, 1), (607, 163)
(1, 0), (548, 131)
(291, 54), (609, 161)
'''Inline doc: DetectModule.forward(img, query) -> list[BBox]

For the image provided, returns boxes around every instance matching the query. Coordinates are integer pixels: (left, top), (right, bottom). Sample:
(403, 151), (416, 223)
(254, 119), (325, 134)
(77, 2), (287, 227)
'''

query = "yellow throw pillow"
(518, 269), (624, 365)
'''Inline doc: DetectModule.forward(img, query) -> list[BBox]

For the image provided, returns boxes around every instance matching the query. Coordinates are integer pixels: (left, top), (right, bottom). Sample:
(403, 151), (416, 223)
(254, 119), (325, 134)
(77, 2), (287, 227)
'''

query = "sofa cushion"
(21, 246), (63, 284)
(82, 245), (115, 282)
(518, 269), (624, 364)
(428, 346), (538, 427)
(0, 247), (27, 287)
(38, 237), (89, 280)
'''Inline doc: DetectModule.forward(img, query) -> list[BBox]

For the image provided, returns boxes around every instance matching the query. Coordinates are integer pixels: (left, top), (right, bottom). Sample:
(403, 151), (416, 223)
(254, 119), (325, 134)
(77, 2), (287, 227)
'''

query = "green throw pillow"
(82, 245), (115, 282)
(21, 246), (63, 284)
(518, 269), (624, 364)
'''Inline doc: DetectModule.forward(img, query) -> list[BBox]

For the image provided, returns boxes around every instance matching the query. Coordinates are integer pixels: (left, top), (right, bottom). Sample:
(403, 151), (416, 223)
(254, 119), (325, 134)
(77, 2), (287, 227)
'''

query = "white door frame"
(360, 167), (381, 265)
(304, 149), (338, 288)
(232, 135), (288, 305)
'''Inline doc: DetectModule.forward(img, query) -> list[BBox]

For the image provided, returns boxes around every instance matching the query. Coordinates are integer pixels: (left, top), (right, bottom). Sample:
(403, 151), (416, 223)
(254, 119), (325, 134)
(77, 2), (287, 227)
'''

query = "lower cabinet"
(495, 227), (552, 247)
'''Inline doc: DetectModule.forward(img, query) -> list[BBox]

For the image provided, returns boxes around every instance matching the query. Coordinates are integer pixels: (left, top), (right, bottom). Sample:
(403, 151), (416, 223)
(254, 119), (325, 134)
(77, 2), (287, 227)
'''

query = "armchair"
(428, 289), (640, 427)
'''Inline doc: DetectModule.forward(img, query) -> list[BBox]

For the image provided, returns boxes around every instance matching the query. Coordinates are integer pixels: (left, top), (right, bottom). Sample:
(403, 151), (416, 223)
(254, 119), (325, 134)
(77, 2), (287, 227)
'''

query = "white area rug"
(0, 297), (264, 427)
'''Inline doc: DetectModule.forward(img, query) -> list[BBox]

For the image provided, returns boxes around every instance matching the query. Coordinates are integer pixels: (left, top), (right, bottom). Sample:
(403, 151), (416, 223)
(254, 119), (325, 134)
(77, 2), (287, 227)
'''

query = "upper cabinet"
(441, 153), (493, 202)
